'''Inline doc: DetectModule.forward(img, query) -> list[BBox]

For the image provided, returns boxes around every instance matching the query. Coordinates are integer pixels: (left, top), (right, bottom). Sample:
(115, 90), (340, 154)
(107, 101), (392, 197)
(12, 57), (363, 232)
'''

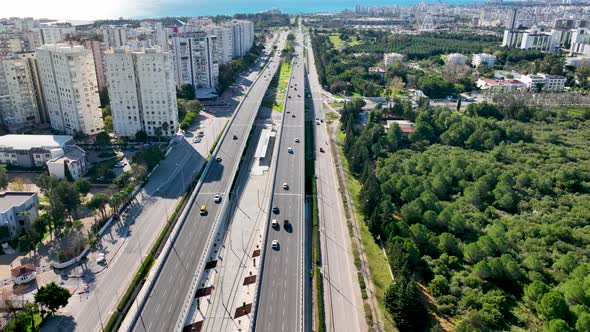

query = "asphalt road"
(132, 36), (286, 332)
(305, 31), (366, 332)
(255, 27), (308, 332)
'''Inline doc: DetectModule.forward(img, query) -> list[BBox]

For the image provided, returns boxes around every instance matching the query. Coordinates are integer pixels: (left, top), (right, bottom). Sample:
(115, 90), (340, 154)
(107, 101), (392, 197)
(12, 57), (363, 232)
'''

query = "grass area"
(209, 121), (228, 155)
(4, 311), (44, 332)
(335, 129), (397, 332)
(329, 33), (362, 49)
(325, 112), (340, 122)
(273, 60), (293, 112)
(329, 102), (344, 109)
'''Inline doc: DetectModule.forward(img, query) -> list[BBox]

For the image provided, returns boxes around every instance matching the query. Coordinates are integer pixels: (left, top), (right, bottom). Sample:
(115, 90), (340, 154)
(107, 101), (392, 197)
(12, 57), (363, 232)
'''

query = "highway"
(254, 27), (309, 332)
(305, 30), (366, 332)
(131, 33), (286, 332)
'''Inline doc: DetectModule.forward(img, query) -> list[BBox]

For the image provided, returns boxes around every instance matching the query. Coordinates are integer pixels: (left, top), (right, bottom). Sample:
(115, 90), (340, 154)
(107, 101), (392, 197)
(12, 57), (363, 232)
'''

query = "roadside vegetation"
(336, 96), (590, 331)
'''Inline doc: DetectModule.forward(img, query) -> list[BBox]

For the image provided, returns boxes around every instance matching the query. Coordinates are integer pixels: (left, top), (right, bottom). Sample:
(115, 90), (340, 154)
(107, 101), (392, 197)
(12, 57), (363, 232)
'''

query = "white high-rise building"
(38, 24), (75, 45)
(101, 26), (129, 49)
(229, 20), (254, 57)
(104, 47), (178, 137)
(0, 57), (41, 131)
(36, 44), (104, 135)
(172, 32), (219, 93)
(205, 25), (233, 64)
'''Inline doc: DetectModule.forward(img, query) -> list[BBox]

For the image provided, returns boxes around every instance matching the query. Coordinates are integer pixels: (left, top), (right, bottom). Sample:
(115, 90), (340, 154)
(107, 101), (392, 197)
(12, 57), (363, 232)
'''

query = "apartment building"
(206, 25), (233, 64)
(446, 53), (467, 65)
(101, 25), (129, 49)
(384, 52), (404, 66)
(570, 28), (590, 56)
(521, 73), (567, 91)
(472, 53), (496, 67)
(38, 23), (75, 44)
(36, 44), (104, 135)
(172, 32), (219, 95)
(0, 134), (73, 167)
(83, 39), (107, 95)
(0, 192), (39, 240)
(229, 20), (254, 57)
(104, 47), (178, 137)
(0, 57), (41, 131)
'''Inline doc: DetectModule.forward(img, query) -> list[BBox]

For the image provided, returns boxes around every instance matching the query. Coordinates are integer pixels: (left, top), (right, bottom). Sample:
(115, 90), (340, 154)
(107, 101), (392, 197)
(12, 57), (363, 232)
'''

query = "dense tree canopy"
(340, 98), (590, 330)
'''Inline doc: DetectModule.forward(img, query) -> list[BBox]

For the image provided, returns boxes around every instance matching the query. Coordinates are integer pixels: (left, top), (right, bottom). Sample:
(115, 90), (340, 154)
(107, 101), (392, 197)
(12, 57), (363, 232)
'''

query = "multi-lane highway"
(131, 33), (286, 332)
(254, 27), (309, 332)
(305, 30), (366, 332)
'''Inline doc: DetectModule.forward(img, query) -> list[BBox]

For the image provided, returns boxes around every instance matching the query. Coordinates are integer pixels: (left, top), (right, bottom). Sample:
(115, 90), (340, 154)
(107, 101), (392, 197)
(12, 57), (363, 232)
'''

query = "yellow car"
(200, 205), (207, 215)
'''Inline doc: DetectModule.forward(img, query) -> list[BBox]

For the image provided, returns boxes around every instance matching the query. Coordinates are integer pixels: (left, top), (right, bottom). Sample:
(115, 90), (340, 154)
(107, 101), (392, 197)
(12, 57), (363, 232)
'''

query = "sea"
(137, 0), (485, 18)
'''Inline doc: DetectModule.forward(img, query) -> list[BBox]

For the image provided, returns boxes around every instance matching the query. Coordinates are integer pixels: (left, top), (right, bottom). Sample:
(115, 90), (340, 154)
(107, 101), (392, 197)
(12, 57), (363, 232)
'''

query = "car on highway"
(216, 157), (222, 162)
(288, 95), (292, 99)
(200, 205), (207, 215)
(292, 114), (296, 118)
(316, 121), (320, 125)
(197, 131), (204, 137)
(287, 147), (293, 153)
(320, 147), (325, 153)
(295, 138), (300, 143)
(272, 206), (279, 214)
(272, 219), (279, 228)
(272, 240), (279, 249)
(297, 94), (301, 97)
(233, 135), (238, 140)
(284, 219), (290, 227)
(214, 194), (221, 203)
(193, 138), (201, 143)
(283, 182), (289, 190)
(320, 119), (324, 123)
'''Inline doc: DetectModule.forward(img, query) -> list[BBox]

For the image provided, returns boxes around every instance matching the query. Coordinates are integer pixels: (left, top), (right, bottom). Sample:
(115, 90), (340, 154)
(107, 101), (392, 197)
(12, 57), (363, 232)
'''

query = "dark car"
(272, 206), (279, 214)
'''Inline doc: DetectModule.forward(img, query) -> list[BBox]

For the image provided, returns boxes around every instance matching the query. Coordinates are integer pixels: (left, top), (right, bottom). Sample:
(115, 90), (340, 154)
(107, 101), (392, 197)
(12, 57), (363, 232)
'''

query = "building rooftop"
(11, 263), (36, 278)
(0, 135), (72, 151)
(0, 192), (36, 213)
(479, 78), (526, 86)
(48, 145), (86, 163)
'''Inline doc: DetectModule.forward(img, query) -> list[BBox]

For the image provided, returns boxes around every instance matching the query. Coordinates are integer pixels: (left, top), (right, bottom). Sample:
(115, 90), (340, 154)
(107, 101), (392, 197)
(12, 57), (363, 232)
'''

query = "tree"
(135, 130), (148, 142)
(384, 273), (425, 331)
(576, 312), (590, 332)
(75, 178), (91, 196)
(87, 193), (110, 220)
(543, 319), (571, 332)
(537, 291), (569, 321)
(34, 282), (71, 315)
(51, 181), (80, 220)
(177, 84), (195, 100)
(0, 165), (8, 190)
(95, 131), (110, 146)
(35, 174), (59, 194)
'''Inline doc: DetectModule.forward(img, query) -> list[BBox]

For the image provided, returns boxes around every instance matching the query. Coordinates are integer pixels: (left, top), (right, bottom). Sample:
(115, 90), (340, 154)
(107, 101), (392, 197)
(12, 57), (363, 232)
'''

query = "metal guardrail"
(174, 37), (287, 332)
(249, 55), (296, 332)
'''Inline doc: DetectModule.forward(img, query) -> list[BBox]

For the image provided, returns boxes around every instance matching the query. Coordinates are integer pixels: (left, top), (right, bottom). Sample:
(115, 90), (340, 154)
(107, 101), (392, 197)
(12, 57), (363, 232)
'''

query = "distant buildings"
(385, 120), (415, 137)
(446, 53), (467, 65)
(570, 28), (590, 56)
(100, 25), (129, 49)
(472, 53), (496, 67)
(104, 47), (178, 137)
(38, 23), (75, 44)
(566, 56), (590, 67)
(0, 192), (39, 240)
(0, 134), (73, 167)
(369, 67), (386, 78)
(384, 52), (404, 66)
(230, 20), (255, 58)
(36, 44), (104, 135)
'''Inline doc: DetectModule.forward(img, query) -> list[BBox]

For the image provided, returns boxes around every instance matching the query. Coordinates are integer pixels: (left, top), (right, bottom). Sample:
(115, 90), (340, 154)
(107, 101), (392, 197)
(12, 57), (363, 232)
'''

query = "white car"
(283, 182), (289, 190)
(193, 138), (201, 143)
(214, 193), (221, 203)
(271, 240), (279, 249)
(272, 219), (279, 228)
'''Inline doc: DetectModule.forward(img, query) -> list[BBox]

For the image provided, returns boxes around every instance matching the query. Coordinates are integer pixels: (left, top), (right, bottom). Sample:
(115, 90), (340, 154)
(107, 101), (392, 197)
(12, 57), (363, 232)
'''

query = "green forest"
(339, 98), (590, 331)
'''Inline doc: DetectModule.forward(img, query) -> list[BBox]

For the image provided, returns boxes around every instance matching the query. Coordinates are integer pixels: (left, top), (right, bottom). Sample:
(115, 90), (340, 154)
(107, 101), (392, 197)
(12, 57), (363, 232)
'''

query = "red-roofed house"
(11, 264), (36, 285)
(476, 78), (527, 92)
(386, 120), (415, 137)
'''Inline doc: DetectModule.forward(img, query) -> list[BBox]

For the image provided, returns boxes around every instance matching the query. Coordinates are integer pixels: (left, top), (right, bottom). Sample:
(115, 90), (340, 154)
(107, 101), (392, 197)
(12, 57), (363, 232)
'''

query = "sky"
(2, 0), (480, 21)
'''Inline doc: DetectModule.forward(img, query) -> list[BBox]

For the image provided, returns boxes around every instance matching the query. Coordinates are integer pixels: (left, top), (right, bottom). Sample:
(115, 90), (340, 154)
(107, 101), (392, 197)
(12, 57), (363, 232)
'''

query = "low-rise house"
(476, 78), (527, 92)
(385, 120), (415, 137)
(0, 135), (73, 168)
(46, 145), (88, 180)
(369, 66), (386, 78)
(11, 263), (36, 285)
(0, 192), (39, 240)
